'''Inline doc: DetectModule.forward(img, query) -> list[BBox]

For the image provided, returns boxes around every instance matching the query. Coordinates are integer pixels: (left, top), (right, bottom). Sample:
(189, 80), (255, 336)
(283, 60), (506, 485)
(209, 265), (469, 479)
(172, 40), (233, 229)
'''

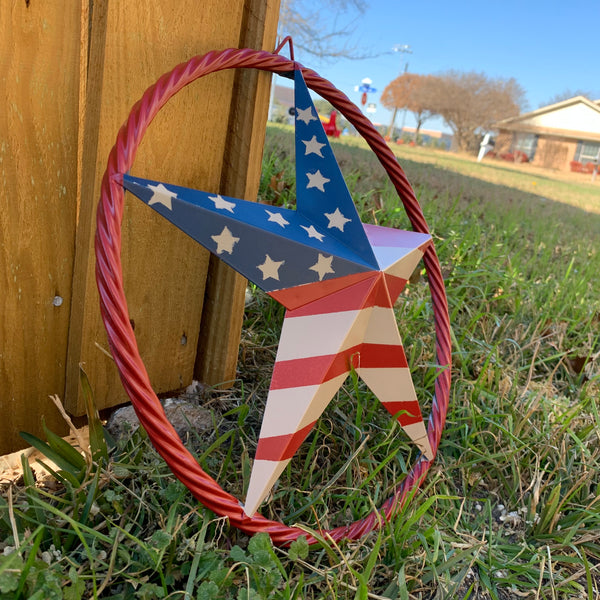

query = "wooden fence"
(0, 0), (280, 455)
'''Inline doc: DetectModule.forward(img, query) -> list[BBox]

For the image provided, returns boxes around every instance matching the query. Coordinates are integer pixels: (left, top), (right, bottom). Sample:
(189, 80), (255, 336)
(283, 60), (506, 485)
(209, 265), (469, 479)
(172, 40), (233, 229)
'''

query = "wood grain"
(0, 2), (82, 453)
(1, 0), (280, 453)
(195, 0), (281, 386)
(65, 0), (281, 413)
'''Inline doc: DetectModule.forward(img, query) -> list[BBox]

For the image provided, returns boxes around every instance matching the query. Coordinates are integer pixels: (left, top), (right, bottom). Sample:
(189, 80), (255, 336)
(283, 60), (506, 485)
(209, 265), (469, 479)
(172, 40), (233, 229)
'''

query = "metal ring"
(95, 47), (451, 545)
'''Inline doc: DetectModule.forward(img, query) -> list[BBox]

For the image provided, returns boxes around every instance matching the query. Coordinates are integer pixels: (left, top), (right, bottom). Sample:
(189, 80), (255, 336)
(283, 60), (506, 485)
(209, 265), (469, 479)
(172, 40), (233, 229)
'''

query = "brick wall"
(533, 136), (576, 170)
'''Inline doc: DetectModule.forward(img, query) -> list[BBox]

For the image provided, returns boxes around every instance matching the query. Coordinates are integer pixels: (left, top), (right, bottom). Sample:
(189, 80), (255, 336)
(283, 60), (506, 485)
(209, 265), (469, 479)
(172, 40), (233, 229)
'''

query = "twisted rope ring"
(95, 47), (451, 545)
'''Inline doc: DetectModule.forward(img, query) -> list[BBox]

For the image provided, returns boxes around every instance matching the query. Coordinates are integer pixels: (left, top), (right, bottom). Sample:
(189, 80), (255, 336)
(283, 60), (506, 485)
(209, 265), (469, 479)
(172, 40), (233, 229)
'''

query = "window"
(512, 133), (538, 160)
(574, 141), (600, 164)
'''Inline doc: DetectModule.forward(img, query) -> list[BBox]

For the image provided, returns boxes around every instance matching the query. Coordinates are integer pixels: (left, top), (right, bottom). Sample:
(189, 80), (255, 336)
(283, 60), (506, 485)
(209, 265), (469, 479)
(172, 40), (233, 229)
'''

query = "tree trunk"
(387, 106), (399, 139)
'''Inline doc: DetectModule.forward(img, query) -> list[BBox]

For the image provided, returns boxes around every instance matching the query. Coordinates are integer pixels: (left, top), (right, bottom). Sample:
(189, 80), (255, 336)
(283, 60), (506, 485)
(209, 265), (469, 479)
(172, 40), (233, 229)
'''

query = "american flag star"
(122, 68), (433, 518)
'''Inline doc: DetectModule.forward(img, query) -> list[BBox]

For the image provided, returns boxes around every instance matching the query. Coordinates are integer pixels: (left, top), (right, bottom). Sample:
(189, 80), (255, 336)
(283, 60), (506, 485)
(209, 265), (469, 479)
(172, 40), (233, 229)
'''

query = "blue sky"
(279, 0), (600, 133)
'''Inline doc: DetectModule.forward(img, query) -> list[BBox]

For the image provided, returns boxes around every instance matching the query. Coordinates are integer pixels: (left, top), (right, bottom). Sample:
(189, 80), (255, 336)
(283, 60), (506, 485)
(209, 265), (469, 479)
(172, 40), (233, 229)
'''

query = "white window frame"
(512, 133), (538, 160)
(575, 141), (600, 164)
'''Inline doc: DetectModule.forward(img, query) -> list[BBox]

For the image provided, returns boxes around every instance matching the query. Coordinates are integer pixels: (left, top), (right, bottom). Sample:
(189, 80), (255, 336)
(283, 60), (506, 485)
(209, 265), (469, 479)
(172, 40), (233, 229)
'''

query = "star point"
(243, 267), (433, 516)
(148, 183), (177, 210)
(209, 194), (236, 213)
(306, 170), (330, 192)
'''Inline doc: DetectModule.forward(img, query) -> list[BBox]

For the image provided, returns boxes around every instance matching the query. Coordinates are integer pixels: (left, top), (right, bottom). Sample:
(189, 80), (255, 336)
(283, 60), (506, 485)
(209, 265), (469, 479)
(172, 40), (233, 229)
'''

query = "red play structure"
(320, 110), (341, 137)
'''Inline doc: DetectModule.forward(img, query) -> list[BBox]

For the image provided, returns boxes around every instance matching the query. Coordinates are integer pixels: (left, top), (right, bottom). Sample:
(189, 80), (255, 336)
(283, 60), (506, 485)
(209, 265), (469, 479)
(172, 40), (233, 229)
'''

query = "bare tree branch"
(279, 0), (381, 61)
(382, 69), (527, 152)
(542, 89), (598, 107)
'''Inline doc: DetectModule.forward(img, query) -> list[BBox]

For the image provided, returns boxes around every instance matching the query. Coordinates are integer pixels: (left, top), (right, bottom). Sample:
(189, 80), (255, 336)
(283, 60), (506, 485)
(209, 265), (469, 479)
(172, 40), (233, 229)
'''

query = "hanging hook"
(273, 36), (295, 61)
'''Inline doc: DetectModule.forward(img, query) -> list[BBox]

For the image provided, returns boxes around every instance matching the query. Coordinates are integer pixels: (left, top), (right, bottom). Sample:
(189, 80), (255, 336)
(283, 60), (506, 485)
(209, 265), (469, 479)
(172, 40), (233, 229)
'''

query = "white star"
(301, 224), (325, 241)
(302, 135), (326, 157)
(208, 194), (236, 213)
(324, 207), (351, 231)
(296, 106), (317, 125)
(309, 254), (335, 281)
(148, 183), (177, 210)
(265, 209), (289, 228)
(257, 255), (284, 281)
(211, 226), (239, 255)
(306, 170), (330, 192)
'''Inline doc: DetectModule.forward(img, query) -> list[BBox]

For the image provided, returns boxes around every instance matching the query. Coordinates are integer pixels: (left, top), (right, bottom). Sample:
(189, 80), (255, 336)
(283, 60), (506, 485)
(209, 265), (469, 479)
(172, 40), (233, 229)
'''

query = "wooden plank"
(64, 0), (109, 419)
(66, 0), (279, 414)
(0, 2), (82, 454)
(195, 0), (281, 386)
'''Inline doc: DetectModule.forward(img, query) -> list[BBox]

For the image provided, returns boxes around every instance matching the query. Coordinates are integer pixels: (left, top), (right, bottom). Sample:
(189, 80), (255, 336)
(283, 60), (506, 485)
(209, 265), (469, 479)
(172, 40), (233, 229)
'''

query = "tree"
(426, 71), (526, 152)
(381, 73), (439, 140)
(279, 0), (374, 60)
(542, 89), (598, 107)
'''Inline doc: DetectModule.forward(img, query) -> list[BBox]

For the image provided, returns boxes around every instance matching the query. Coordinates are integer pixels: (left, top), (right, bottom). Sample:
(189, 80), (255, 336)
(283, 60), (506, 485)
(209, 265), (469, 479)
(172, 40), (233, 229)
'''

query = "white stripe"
(275, 309), (371, 361)
(259, 374), (348, 438)
(244, 458), (291, 517)
(362, 307), (403, 345)
(276, 304), (406, 362)
(356, 367), (417, 404)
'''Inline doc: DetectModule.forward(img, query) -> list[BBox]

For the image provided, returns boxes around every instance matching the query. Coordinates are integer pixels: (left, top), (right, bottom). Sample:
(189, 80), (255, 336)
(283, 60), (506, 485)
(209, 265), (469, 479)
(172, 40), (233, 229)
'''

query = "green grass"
(1, 125), (599, 599)
(389, 142), (600, 215)
(339, 129), (600, 215)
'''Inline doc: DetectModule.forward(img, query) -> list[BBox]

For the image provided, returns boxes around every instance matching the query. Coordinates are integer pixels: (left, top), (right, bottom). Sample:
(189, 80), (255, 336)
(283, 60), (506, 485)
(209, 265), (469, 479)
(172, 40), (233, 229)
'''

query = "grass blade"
(79, 364), (109, 465)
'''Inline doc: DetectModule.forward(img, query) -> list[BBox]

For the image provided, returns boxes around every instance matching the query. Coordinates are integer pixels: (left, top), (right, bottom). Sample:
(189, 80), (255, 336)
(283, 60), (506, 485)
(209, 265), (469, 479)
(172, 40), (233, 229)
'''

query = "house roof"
(495, 96), (600, 142)
(401, 126), (452, 139)
(273, 84), (294, 108)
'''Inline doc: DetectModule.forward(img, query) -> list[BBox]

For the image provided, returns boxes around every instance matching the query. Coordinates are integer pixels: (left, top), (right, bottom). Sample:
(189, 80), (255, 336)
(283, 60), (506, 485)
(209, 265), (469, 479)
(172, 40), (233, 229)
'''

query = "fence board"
(65, 0), (280, 415)
(195, 0), (281, 385)
(1, 0), (280, 453)
(0, 2), (83, 453)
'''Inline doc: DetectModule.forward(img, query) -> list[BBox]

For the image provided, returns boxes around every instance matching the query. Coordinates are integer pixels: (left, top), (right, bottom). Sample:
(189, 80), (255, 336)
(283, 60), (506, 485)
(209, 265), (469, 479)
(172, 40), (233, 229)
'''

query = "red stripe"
(255, 421), (317, 461)
(381, 400), (423, 426)
(270, 343), (408, 389)
(362, 278), (393, 311)
(271, 272), (404, 318)
(353, 343), (408, 369)
(288, 274), (379, 316)
(384, 273), (407, 302)
(269, 271), (375, 311)
(286, 274), (397, 317)
(271, 350), (350, 389)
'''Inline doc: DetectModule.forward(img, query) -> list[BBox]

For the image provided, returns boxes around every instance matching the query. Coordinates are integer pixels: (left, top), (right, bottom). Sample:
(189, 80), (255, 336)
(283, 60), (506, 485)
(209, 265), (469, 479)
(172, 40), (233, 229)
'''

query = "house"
(269, 84), (295, 123)
(493, 96), (600, 172)
(273, 84), (294, 112)
(399, 127), (453, 150)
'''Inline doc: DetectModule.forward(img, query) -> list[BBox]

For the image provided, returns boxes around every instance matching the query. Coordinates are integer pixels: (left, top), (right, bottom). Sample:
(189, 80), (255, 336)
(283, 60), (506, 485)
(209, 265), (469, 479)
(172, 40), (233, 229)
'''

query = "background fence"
(0, 0), (280, 455)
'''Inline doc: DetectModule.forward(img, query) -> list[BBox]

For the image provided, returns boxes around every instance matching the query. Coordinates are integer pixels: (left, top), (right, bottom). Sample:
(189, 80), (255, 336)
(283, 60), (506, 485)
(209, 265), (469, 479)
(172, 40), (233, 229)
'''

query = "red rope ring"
(95, 47), (451, 545)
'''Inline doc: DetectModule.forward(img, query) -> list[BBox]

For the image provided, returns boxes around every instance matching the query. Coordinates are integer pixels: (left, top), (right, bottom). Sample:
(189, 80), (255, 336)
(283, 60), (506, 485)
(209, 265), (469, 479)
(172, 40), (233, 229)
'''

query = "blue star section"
(122, 69), (383, 294)
(293, 69), (378, 269)
(123, 175), (374, 293)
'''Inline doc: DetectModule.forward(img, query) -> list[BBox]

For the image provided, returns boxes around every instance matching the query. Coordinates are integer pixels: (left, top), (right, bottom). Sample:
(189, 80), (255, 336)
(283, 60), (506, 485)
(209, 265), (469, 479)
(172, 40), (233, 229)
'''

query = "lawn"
(1, 125), (598, 599)
(388, 142), (600, 216)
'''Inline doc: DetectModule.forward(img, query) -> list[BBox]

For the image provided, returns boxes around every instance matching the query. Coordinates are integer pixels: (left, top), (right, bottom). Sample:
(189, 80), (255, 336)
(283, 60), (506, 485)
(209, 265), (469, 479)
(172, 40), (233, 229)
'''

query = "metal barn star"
(123, 69), (433, 517)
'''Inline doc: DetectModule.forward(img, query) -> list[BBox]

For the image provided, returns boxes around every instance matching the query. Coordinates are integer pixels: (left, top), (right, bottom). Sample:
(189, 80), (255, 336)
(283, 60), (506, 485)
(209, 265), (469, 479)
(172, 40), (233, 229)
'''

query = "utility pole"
(387, 44), (412, 139)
